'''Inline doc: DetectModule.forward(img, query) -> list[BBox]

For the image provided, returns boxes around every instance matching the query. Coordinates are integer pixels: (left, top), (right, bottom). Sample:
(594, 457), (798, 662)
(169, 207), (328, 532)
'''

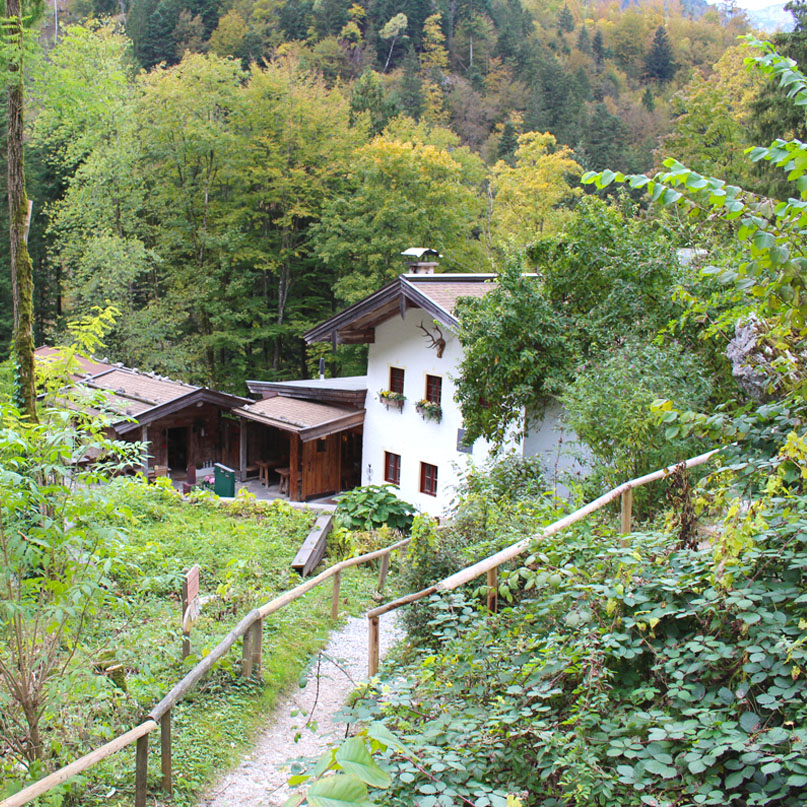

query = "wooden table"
(256, 461), (271, 487)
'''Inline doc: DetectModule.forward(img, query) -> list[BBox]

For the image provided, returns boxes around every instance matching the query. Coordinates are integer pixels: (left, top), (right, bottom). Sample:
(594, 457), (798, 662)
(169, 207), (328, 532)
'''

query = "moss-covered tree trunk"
(7, 0), (37, 422)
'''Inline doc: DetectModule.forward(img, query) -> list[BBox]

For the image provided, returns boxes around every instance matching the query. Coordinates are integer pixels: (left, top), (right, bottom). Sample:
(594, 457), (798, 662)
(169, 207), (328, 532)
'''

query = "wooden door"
(301, 434), (341, 500)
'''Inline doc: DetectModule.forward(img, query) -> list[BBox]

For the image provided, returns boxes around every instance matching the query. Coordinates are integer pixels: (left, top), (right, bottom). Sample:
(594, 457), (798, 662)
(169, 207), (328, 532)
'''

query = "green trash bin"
(213, 463), (236, 497)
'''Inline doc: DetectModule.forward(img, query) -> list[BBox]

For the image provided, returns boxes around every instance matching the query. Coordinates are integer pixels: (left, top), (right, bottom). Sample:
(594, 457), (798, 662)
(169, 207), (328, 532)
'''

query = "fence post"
(241, 622), (254, 678)
(135, 733), (149, 807)
(160, 711), (172, 794)
(377, 553), (390, 593)
(251, 618), (263, 675)
(486, 566), (498, 613)
(621, 488), (633, 541)
(368, 616), (380, 676)
(331, 569), (341, 620)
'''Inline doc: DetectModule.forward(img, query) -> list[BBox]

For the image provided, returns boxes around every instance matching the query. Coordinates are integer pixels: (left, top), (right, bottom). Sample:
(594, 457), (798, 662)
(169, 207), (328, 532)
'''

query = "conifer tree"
(644, 25), (676, 83)
(397, 46), (424, 119)
(592, 28), (604, 65)
(496, 121), (518, 164)
(558, 4), (574, 33)
(577, 24), (590, 54)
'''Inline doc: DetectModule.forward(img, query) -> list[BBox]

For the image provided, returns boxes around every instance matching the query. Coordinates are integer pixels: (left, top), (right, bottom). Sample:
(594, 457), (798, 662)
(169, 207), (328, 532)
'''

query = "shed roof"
(233, 396), (364, 442)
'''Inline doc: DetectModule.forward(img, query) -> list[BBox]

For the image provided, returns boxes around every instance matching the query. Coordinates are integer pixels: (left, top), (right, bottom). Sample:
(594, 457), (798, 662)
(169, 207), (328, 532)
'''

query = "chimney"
(401, 247), (441, 275)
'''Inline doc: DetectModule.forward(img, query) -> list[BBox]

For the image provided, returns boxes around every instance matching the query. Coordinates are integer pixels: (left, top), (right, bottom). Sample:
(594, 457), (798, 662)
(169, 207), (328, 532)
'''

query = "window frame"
(389, 366), (405, 395)
(425, 374), (442, 405)
(384, 451), (401, 486)
(419, 462), (438, 496)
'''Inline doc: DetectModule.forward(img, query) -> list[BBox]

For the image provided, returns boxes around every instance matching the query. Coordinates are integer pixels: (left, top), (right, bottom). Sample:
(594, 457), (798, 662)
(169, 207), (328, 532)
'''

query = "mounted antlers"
(418, 320), (446, 358)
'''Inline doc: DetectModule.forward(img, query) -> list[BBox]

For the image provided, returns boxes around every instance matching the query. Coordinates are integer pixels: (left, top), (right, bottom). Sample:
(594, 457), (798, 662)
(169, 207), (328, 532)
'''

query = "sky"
(706, 0), (788, 13)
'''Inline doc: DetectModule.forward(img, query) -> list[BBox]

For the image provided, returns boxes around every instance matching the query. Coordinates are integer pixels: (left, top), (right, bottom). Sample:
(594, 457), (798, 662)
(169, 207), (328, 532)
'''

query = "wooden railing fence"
(1, 537), (410, 807)
(365, 449), (719, 674)
(2, 448), (720, 807)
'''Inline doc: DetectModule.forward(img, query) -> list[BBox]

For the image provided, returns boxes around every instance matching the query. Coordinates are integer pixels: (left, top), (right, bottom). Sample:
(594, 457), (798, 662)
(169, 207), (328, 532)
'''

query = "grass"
(14, 478), (384, 807)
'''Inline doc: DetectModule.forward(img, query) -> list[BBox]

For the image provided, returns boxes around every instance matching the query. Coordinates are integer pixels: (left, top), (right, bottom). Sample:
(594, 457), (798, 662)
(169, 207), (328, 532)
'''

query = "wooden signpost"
(180, 565), (200, 659)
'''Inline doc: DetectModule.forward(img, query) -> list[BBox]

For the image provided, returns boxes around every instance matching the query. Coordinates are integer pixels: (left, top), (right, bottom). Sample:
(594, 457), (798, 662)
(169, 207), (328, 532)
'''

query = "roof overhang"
(246, 379), (367, 409)
(234, 404), (365, 442)
(303, 276), (459, 345)
(114, 389), (252, 434)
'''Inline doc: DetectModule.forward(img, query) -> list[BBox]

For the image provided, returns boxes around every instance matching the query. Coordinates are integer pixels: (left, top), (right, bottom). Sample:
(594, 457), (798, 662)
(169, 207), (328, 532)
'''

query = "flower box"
(379, 390), (405, 410)
(416, 400), (442, 423)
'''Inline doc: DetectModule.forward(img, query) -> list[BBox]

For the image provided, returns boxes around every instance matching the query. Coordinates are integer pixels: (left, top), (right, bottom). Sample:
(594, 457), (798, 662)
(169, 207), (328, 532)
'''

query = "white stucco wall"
(361, 311), (499, 516)
(522, 400), (592, 498)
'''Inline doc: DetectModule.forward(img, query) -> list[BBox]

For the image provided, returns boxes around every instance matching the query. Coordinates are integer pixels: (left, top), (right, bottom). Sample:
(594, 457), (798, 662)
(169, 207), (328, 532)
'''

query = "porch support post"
(141, 425), (150, 475)
(239, 420), (247, 481)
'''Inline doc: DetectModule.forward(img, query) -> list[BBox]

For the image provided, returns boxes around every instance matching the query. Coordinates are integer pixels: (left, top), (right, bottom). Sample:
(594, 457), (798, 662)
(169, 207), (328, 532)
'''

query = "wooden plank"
(251, 618), (263, 675)
(331, 569), (341, 620)
(239, 420), (247, 481)
(368, 616), (380, 676)
(367, 585), (439, 618)
(1, 721), (157, 807)
(135, 734), (148, 807)
(160, 711), (172, 794)
(377, 553), (390, 593)
(289, 435), (300, 501)
(486, 566), (498, 613)
(621, 487), (633, 540)
(241, 626), (253, 678)
(292, 514), (333, 577)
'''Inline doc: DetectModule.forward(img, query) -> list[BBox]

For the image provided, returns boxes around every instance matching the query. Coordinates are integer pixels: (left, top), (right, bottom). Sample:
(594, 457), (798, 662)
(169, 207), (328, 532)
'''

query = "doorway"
(167, 427), (189, 471)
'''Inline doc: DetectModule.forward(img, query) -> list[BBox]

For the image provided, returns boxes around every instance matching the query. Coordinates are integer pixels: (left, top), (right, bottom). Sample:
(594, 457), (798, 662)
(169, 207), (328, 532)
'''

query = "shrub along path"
(197, 612), (401, 807)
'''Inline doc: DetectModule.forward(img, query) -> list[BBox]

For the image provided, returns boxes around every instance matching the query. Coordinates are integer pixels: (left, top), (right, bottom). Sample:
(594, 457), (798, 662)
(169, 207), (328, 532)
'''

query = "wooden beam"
(141, 425), (149, 474)
(292, 514), (333, 576)
(331, 569), (341, 620)
(621, 487), (633, 544)
(239, 420), (247, 482)
(289, 435), (300, 502)
(135, 734), (148, 807)
(160, 711), (172, 794)
(486, 566), (498, 613)
(378, 553), (390, 593)
(368, 616), (380, 676)
(336, 328), (375, 345)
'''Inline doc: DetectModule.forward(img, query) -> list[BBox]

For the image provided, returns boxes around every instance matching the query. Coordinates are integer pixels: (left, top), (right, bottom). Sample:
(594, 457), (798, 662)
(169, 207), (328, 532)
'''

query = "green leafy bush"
(334, 484), (415, 532)
(561, 338), (714, 510)
(342, 478), (807, 806)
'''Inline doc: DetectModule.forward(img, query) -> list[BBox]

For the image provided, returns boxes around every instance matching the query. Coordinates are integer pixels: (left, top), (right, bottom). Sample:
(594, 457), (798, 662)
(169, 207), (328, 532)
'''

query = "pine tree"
(577, 24), (591, 54)
(497, 121), (518, 165)
(592, 28), (604, 65)
(396, 46), (423, 119)
(558, 4), (574, 33)
(643, 25), (676, 83)
(642, 86), (655, 111)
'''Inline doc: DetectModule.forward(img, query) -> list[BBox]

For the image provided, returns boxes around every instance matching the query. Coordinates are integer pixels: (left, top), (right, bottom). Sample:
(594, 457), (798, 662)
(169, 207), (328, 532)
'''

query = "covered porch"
(233, 396), (364, 502)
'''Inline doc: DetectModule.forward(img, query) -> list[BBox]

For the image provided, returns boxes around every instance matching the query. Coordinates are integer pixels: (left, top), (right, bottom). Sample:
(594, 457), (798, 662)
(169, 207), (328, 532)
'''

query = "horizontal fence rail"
(1, 536), (411, 807)
(365, 449), (720, 674)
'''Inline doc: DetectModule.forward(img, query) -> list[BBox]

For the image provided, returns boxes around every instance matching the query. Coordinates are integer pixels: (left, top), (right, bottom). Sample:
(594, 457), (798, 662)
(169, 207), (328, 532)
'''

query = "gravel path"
(198, 612), (402, 807)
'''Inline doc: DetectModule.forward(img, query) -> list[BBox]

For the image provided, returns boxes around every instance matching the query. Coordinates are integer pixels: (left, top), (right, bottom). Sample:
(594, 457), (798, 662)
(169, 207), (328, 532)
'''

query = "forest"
(0, 0), (762, 390)
(5, 0), (807, 802)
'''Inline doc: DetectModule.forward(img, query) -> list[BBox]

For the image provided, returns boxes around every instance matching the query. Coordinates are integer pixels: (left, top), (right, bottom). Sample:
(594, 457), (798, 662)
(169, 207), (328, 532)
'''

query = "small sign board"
(181, 565), (201, 657)
(456, 428), (473, 455)
(184, 564), (200, 605)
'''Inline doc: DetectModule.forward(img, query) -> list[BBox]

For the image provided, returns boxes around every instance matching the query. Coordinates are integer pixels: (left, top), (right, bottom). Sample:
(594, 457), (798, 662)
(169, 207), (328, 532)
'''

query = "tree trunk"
(7, 0), (37, 422)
